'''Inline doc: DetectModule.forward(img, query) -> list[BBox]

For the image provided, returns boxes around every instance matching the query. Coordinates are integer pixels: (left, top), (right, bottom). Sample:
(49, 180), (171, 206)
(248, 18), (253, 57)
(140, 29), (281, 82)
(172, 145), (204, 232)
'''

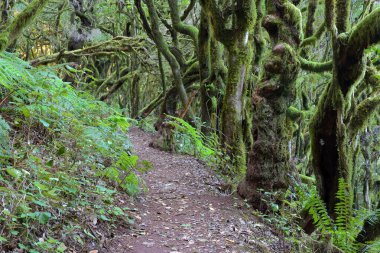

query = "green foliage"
(0, 115), (10, 162)
(0, 53), (144, 251)
(165, 116), (248, 184)
(167, 115), (214, 159)
(300, 178), (376, 252)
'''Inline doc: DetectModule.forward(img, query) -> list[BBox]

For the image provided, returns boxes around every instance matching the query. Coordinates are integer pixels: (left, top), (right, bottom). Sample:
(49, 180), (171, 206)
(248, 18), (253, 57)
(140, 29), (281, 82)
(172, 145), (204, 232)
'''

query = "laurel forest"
(0, 0), (379, 252)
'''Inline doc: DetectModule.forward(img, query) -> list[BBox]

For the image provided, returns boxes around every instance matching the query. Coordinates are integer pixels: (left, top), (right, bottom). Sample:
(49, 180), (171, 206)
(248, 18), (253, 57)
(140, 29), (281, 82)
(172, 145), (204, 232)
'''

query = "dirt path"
(104, 128), (289, 253)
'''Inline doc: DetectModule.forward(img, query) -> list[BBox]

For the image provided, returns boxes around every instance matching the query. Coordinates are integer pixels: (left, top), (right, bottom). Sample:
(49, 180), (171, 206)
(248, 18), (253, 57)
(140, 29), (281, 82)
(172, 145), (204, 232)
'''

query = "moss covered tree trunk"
(221, 37), (253, 174)
(199, 10), (212, 134)
(310, 3), (380, 239)
(137, 0), (191, 115)
(129, 11), (140, 119)
(200, 0), (256, 175)
(238, 0), (303, 208)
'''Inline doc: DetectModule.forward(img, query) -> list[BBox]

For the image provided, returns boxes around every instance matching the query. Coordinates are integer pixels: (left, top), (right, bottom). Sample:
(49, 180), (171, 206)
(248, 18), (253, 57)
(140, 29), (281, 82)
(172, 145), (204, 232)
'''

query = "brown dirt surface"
(103, 128), (290, 253)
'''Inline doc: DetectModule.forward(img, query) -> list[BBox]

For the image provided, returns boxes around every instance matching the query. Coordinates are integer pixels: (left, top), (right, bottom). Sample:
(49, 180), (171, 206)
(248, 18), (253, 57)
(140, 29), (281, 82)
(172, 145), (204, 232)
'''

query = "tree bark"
(238, 0), (303, 209)
(200, 0), (256, 175)
(310, 5), (380, 220)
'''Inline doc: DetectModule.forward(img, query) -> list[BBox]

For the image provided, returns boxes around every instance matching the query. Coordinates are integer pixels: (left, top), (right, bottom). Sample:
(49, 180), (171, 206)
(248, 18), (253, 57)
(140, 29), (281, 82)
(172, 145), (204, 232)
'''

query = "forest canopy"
(0, 0), (379, 252)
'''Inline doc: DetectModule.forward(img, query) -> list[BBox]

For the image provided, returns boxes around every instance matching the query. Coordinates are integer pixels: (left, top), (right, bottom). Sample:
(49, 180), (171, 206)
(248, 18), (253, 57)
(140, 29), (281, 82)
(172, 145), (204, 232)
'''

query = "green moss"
(336, 0), (350, 33)
(0, 0), (50, 52)
(287, 106), (304, 121)
(10, 0), (50, 45)
(348, 95), (380, 138)
(168, 0), (199, 47)
(347, 7), (380, 55)
(299, 57), (332, 72)
(0, 32), (9, 52)
(283, 0), (304, 40)
(325, 0), (336, 31)
(300, 22), (326, 48)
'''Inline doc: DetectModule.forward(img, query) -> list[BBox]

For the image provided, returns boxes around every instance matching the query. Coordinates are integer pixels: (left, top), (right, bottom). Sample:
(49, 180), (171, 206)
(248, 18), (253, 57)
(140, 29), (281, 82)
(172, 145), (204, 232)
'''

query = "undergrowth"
(0, 53), (147, 252)
(167, 116), (237, 182)
(258, 177), (380, 253)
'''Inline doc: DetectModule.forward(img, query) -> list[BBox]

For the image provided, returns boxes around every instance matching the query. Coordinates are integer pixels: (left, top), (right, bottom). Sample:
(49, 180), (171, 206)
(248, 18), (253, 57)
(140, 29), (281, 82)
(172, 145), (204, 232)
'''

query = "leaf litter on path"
(104, 128), (290, 253)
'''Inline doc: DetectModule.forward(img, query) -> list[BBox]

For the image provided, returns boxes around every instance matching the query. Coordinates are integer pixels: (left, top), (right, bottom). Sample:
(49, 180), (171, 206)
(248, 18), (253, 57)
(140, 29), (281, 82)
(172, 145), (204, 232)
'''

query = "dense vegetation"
(0, 0), (379, 252)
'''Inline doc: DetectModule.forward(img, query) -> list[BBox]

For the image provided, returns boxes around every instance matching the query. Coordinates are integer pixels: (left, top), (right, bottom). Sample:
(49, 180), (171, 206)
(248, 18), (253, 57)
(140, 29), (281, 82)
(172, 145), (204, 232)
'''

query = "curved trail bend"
(106, 128), (289, 253)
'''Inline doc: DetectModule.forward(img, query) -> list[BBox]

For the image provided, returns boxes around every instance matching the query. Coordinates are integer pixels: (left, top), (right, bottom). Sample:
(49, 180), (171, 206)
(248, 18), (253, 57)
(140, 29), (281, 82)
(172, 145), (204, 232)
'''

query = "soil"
(103, 128), (290, 253)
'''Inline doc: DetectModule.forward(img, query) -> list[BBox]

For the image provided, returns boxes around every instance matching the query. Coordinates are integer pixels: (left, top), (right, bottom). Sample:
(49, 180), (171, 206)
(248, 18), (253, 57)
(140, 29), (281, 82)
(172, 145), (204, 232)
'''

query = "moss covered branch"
(347, 7), (380, 59)
(99, 71), (136, 101)
(336, 0), (350, 33)
(199, 0), (235, 47)
(299, 57), (333, 72)
(348, 92), (380, 138)
(180, 0), (196, 21)
(30, 36), (147, 66)
(300, 22), (325, 48)
(305, 0), (317, 37)
(0, 0), (51, 51)
(143, 0), (191, 112)
(167, 0), (199, 47)
(325, 0), (336, 32)
(96, 67), (130, 96)
(138, 92), (165, 119)
(134, 0), (153, 40)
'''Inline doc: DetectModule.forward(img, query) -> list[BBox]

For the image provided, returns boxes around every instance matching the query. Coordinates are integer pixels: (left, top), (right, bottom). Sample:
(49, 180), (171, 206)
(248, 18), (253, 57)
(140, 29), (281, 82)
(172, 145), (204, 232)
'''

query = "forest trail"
(105, 128), (289, 253)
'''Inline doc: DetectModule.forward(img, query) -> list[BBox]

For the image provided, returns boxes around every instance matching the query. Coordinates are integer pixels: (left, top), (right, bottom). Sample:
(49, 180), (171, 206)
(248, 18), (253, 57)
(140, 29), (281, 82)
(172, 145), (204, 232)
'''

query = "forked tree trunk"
(310, 4), (380, 241)
(200, 0), (256, 176)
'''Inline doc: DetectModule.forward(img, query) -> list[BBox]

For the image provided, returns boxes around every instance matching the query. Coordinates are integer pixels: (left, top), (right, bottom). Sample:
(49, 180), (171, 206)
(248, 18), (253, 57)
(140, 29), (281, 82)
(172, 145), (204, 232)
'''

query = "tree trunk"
(238, 0), (302, 209)
(220, 37), (252, 175)
(198, 10), (212, 135)
(200, 0), (256, 175)
(310, 4), (380, 222)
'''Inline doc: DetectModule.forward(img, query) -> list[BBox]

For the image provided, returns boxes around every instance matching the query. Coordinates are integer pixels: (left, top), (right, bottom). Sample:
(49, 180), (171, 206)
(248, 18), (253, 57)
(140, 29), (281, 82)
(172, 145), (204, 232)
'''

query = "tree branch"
(300, 22), (325, 48)
(167, 0), (199, 48)
(199, 0), (234, 47)
(348, 89), (380, 138)
(99, 71), (135, 101)
(0, 0), (51, 51)
(305, 0), (317, 37)
(134, 0), (153, 40)
(347, 7), (380, 59)
(299, 57), (333, 72)
(143, 0), (191, 113)
(336, 0), (350, 33)
(96, 67), (130, 96)
(180, 0), (196, 21)
(30, 36), (146, 66)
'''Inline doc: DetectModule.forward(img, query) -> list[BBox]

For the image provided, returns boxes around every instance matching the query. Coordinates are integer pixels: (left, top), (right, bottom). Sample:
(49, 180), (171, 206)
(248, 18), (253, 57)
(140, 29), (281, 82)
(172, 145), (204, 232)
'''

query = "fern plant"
(301, 178), (377, 252)
(167, 115), (215, 159)
(0, 115), (10, 163)
(0, 52), (144, 251)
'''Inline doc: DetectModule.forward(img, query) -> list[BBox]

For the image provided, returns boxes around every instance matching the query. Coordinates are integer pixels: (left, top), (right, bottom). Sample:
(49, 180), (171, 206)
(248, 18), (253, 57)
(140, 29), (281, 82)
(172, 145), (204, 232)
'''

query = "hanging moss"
(287, 106), (304, 121)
